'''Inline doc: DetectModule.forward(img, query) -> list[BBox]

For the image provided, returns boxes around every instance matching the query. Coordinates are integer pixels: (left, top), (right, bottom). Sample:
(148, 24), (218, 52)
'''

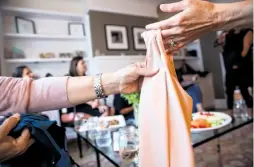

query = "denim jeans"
(185, 84), (202, 113)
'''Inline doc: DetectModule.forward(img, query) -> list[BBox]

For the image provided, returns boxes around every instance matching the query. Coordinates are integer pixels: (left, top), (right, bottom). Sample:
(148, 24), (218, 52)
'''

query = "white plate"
(191, 112), (232, 133)
(99, 115), (126, 130)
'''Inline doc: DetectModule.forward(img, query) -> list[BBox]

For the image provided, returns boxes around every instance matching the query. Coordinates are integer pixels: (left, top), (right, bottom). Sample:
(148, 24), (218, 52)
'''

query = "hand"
(114, 57), (159, 94)
(146, 0), (218, 52)
(98, 106), (109, 113)
(0, 114), (34, 162)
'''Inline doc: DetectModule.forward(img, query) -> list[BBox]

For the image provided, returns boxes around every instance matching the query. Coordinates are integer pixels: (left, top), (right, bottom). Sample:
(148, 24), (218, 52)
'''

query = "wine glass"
(119, 126), (139, 166)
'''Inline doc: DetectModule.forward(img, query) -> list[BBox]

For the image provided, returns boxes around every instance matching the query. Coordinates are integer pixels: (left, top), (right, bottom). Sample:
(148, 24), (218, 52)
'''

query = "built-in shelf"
(5, 58), (88, 63)
(1, 6), (84, 21)
(4, 33), (86, 40)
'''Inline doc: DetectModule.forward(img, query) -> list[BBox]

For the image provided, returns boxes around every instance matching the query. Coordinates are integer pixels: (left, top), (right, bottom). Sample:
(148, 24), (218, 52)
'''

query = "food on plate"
(108, 119), (120, 126)
(191, 112), (226, 129)
(99, 119), (120, 129)
(191, 118), (211, 128)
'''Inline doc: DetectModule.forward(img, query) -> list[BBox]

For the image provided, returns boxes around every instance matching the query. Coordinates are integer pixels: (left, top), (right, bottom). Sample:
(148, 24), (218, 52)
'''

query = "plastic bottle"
(233, 86), (249, 120)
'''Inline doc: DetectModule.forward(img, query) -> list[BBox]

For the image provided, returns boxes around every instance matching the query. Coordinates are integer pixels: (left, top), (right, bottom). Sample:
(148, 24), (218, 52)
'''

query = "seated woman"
(61, 56), (114, 124)
(176, 69), (205, 113)
(113, 94), (135, 125)
(12, 65), (34, 78)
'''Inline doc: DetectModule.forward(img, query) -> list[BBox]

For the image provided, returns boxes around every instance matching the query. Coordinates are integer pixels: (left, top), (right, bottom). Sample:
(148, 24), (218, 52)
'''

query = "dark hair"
(69, 56), (84, 77)
(12, 65), (28, 78)
(45, 73), (53, 77)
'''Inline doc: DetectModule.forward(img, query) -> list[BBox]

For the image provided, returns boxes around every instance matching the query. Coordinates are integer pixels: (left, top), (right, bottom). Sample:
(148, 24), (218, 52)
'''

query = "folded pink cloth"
(139, 30), (195, 167)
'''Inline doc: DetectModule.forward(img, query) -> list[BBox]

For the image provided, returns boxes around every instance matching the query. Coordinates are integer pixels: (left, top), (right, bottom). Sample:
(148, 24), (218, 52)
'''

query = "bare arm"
(215, 0), (253, 30)
(120, 106), (134, 115)
(67, 73), (119, 105)
(241, 31), (253, 57)
(0, 61), (158, 115)
(146, 0), (253, 52)
(0, 74), (120, 115)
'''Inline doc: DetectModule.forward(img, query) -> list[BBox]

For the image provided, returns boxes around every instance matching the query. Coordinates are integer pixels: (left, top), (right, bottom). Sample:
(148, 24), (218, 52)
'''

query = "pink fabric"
(0, 77), (72, 115)
(139, 30), (195, 167)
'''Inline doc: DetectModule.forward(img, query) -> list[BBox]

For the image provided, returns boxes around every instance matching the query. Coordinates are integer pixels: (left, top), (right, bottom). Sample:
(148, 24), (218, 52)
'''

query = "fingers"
(136, 66), (159, 77)
(146, 18), (172, 30)
(146, 7), (186, 31)
(15, 129), (32, 153)
(0, 114), (20, 139)
(160, 1), (187, 13)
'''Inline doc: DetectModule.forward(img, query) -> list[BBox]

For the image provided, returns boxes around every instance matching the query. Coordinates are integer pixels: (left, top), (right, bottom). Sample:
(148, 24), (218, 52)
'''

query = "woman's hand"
(146, 0), (253, 52)
(0, 114), (34, 162)
(114, 58), (159, 94)
(146, 0), (218, 52)
(98, 106), (109, 113)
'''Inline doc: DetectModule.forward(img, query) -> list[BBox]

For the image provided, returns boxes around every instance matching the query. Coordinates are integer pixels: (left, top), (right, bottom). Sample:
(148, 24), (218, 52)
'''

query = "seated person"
(113, 94), (135, 125)
(176, 69), (205, 113)
(177, 59), (209, 77)
(61, 56), (114, 124)
(12, 65), (34, 79)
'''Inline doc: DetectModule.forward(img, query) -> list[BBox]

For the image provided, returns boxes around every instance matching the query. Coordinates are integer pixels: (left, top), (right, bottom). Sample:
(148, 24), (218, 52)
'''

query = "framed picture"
(68, 23), (85, 36)
(15, 16), (36, 34)
(105, 25), (128, 50)
(132, 27), (146, 50)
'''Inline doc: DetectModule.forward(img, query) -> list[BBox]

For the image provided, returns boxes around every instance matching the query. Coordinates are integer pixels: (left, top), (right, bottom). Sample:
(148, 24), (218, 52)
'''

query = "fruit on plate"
(191, 118), (211, 128)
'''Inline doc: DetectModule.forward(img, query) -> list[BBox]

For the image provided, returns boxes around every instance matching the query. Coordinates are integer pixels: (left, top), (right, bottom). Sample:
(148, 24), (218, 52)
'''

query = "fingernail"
(160, 4), (165, 8)
(13, 113), (20, 120)
(145, 25), (151, 29)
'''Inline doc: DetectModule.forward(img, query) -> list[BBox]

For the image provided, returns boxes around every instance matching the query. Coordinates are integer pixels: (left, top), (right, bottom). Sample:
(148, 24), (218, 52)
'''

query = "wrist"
(101, 73), (120, 96)
(214, 1), (252, 30)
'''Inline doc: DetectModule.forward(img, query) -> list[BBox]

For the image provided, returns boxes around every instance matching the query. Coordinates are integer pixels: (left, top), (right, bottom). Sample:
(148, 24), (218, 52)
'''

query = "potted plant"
(121, 92), (140, 126)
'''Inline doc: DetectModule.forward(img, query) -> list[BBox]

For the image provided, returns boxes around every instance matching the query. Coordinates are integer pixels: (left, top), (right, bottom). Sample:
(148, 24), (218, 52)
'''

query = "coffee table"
(76, 117), (253, 167)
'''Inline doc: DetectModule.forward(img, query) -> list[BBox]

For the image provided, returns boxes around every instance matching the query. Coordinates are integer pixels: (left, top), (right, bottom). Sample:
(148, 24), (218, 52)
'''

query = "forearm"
(120, 107), (134, 115)
(0, 77), (72, 114)
(67, 73), (120, 105)
(214, 0), (253, 30)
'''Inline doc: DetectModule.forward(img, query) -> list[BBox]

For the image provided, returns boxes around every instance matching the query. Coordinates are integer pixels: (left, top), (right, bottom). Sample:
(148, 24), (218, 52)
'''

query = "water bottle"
(233, 86), (249, 119)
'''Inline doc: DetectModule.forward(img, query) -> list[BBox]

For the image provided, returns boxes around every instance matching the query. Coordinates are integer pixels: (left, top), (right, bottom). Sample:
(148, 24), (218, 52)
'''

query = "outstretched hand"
(115, 56), (159, 94)
(146, 0), (218, 52)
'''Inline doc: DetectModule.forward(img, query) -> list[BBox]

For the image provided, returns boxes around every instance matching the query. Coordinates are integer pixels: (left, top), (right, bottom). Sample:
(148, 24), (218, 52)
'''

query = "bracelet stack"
(93, 74), (107, 99)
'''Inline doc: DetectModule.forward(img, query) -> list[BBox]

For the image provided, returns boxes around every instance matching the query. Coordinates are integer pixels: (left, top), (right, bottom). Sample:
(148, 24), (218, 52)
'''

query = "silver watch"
(93, 73), (107, 99)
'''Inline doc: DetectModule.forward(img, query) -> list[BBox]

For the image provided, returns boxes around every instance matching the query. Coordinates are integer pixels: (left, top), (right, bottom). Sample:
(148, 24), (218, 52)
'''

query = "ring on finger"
(170, 39), (177, 48)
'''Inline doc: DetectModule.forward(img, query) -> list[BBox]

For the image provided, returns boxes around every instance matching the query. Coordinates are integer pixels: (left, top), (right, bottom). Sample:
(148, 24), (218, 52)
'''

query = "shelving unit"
(1, 6), (89, 77)
(1, 6), (84, 21)
(4, 33), (86, 40)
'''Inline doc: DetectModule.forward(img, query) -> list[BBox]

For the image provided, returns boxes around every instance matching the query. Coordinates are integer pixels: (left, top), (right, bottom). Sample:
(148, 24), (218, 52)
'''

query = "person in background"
(61, 56), (115, 123)
(113, 94), (135, 125)
(176, 70), (205, 113)
(215, 29), (253, 116)
(12, 65), (34, 79)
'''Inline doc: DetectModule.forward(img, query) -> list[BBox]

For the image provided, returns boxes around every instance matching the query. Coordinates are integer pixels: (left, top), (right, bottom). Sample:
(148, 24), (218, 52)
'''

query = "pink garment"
(139, 30), (195, 167)
(0, 77), (72, 115)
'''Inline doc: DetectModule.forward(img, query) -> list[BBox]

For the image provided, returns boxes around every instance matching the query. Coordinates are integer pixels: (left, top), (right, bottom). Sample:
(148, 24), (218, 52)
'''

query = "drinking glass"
(95, 120), (112, 147)
(87, 117), (99, 140)
(119, 126), (139, 166)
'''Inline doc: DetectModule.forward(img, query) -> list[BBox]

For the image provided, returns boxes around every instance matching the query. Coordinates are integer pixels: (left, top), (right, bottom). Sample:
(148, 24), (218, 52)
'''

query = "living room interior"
(0, 0), (252, 167)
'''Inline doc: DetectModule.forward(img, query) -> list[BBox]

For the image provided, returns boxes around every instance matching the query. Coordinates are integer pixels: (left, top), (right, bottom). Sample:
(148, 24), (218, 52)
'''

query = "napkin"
(138, 30), (195, 167)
